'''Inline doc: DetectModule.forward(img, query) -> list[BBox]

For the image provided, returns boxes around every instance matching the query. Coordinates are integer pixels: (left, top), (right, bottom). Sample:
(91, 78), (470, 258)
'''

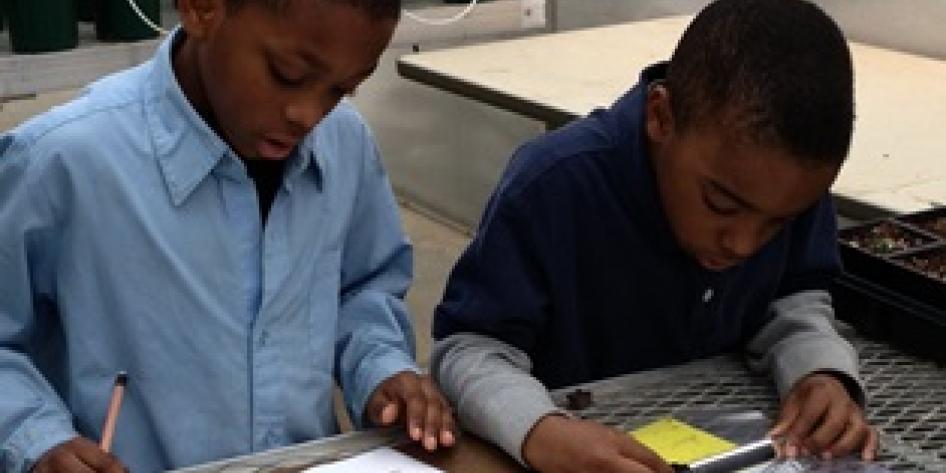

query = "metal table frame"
(175, 329), (946, 473)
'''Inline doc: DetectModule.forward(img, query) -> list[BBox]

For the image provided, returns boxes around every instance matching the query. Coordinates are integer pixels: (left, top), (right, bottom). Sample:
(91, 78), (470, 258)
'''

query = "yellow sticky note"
(630, 418), (736, 464)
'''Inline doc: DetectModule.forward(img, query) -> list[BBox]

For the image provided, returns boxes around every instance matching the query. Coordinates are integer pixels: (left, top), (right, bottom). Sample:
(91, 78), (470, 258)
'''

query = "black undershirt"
(243, 159), (288, 226)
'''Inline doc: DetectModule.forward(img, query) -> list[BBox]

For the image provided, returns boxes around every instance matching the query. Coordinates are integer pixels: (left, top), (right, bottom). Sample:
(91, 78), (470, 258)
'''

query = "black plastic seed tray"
(834, 207), (946, 363)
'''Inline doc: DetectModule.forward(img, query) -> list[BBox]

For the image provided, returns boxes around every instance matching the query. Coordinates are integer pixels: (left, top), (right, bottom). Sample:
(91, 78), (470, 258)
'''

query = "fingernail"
(442, 430), (455, 446)
(822, 451), (832, 461)
(411, 427), (422, 440)
(424, 435), (437, 451)
(787, 444), (798, 458)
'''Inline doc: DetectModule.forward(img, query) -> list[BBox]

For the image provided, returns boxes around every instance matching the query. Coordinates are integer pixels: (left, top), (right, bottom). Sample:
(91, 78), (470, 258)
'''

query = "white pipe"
(124, 0), (168, 35)
(403, 0), (479, 26)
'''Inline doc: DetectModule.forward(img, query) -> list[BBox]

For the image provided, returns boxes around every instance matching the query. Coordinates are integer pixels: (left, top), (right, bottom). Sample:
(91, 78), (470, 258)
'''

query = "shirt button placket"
(702, 288), (714, 303)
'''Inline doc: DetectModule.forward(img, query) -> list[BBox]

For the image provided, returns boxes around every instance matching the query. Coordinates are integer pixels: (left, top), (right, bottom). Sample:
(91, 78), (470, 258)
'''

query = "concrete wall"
(552, 0), (946, 61)
(361, 0), (946, 230)
(353, 1), (546, 230)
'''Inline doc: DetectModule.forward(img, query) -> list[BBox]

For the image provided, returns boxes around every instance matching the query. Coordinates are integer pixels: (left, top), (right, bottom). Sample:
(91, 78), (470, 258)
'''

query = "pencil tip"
(116, 371), (128, 385)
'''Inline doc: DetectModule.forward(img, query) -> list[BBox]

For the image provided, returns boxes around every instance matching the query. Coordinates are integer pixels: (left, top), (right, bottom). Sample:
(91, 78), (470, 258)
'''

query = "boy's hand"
(770, 373), (878, 461)
(523, 415), (674, 473)
(32, 437), (127, 473)
(366, 371), (456, 451)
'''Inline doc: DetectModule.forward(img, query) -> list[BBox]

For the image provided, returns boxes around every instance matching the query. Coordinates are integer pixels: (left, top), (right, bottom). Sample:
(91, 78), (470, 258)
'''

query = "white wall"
(553, 0), (946, 60)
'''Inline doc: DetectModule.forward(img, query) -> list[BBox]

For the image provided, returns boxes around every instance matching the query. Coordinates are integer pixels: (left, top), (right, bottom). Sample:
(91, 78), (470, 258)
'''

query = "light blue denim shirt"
(0, 32), (417, 473)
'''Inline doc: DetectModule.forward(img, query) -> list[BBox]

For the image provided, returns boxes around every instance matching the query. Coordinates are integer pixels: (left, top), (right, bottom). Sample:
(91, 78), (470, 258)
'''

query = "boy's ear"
(645, 82), (674, 145)
(177, 0), (227, 40)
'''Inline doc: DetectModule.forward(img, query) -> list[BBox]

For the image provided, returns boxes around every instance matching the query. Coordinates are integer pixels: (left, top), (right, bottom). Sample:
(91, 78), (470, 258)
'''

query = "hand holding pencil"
(31, 437), (128, 473)
(32, 373), (129, 473)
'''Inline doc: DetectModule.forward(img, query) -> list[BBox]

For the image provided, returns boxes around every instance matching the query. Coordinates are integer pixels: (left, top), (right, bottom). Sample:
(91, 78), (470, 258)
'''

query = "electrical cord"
(402, 0), (479, 26)
(122, 0), (479, 35)
(124, 0), (168, 35)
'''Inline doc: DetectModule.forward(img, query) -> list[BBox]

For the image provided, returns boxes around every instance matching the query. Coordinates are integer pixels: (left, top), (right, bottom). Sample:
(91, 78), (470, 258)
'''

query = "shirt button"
(702, 288), (714, 303)
(258, 330), (269, 348)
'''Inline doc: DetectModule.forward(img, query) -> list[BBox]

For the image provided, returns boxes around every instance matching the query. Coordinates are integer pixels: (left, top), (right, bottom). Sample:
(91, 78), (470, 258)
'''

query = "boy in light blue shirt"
(0, 1), (454, 472)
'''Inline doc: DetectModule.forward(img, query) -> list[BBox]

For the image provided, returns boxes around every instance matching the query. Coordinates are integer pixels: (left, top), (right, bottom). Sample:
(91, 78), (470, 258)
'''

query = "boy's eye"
(269, 62), (305, 88)
(703, 191), (739, 216)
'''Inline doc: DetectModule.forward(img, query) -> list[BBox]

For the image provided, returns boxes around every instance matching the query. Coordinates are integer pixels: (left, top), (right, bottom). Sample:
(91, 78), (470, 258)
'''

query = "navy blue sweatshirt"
(433, 64), (841, 390)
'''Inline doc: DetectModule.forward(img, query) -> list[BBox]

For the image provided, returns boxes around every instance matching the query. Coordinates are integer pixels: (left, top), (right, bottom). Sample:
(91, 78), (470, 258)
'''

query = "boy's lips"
(257, 136), (296, 160)
(699, 255), (739, 271)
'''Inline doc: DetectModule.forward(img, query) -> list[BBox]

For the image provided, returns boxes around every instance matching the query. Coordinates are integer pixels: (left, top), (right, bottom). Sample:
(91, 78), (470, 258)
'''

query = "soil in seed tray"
(843, 222), (931, 255)
(899, 250), (946, 282)
(916, 216), (946, 239)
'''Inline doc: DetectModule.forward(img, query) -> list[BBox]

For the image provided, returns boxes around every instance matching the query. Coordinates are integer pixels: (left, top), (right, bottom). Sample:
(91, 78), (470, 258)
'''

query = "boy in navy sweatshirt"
(432, 1), (876, 472)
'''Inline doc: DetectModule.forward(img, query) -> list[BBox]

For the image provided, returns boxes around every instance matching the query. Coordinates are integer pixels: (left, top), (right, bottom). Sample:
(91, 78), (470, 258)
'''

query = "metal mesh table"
(177, 334), (946, 472)
(552, 337), (946, 472)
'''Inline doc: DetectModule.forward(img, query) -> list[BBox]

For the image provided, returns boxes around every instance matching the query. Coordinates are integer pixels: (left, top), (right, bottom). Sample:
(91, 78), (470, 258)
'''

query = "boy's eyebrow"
(709, 180), (798, 222)
(277, 47), (378, 83)
(266, 45), (329, 76)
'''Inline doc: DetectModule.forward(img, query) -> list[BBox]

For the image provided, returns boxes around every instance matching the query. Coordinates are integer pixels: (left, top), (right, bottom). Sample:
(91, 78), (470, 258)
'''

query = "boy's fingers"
(59, 454), (99, 473)
(406, 394), (426, 441)
(826, 416), (868, 460)
(618, 437), (673, 473)
(862, 427), (880, 461)
(440, 409), (457, 447)
(365, 381), (393, 421)
(770, 395), (802, 437)
(807, 401), (849, 452)
(785, 442), (800, 459)
(367, 390), (394, 425)
(610, 457), (660, 473)
(423, 402), (442, 451)
(787, 392), (830, 445)
(71, 438), (126, 473)
(380, 402), (399, 426)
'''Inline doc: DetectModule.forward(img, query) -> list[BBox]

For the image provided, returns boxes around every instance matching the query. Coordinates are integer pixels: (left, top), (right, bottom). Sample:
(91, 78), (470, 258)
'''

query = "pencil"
(100, 371), (127, 453)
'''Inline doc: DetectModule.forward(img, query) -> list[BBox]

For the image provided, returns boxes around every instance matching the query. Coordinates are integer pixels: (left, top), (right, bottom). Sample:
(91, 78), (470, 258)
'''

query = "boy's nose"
(721, 227), (759, 260)
(285, 100), (331, 133)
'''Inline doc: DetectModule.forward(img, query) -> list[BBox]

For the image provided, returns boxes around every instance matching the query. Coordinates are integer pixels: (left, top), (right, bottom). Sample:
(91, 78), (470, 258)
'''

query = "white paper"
(303, 447), (445, 473)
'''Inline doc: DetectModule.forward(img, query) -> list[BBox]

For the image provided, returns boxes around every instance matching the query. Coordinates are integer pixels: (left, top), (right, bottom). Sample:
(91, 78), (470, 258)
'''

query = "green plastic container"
(96, 0), (160, 42)
(3, 0), (78, 54)
(77, 0), (95, 22)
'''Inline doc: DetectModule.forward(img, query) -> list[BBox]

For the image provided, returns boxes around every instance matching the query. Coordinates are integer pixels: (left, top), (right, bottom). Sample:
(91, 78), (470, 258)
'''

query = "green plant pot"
(3, 0), (78, 54)
(77, 0), (95, 22)
(96, 0), (160, 42)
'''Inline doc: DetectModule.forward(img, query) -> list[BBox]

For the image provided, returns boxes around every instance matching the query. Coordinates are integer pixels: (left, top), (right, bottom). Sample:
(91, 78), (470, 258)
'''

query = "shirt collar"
(605, 62), (732, 280)
(143, 28), (323, 205)
(602, 62), (691, 262)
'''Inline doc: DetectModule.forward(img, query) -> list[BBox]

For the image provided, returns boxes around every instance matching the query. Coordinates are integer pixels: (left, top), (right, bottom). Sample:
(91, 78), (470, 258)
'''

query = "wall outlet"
(521, 0), (547, 29)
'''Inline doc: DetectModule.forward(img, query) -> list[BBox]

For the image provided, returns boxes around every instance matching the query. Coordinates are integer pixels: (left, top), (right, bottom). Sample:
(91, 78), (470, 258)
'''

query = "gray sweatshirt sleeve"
(432, 332), (566, 466)
(746, 289), (864, 403)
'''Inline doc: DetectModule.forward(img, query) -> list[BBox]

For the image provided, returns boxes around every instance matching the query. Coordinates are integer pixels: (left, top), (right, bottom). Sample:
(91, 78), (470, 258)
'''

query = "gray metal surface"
(552, 337), (946, 472)
(176, 334), (946, 472)
(173, 429), (403, 473)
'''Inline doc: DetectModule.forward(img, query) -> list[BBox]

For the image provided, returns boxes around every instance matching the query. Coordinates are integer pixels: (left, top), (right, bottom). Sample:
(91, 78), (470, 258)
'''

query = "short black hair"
(225, 0), (401, 20)
(666, 0), (854, 165)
